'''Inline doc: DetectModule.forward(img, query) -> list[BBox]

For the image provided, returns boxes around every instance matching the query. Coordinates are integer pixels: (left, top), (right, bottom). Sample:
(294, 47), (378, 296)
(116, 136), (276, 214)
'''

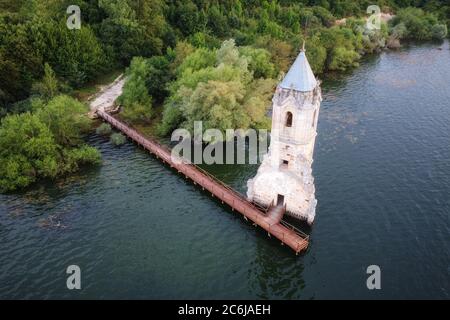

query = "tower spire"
(279, 44), (317, 92)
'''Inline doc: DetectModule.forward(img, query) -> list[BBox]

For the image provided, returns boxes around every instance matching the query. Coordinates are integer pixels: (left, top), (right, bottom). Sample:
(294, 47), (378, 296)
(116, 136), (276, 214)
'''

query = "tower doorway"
(277, 194), (285, 206)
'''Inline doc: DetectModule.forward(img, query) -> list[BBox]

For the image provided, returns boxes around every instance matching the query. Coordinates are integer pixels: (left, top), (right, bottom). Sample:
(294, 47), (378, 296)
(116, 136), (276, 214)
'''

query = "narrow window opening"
(285, 112), (293, 127)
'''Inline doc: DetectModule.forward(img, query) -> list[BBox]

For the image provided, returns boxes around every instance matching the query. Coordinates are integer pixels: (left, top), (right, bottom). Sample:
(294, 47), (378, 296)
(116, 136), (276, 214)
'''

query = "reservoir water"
(1, 41), (449, 299)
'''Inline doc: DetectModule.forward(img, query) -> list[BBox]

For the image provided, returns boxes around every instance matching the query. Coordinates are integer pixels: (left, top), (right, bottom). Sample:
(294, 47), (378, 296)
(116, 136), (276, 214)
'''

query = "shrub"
(391, 23), (408, 39)
(392, 8), (446, 41)
(0, 96), (101, 193)
(110, 133), (126, 146)
(160, 40), (276, 138)
(329, 47), (360, 71)
(61, 146), (102, 173)
(96, 123), (112, 136)
(431, 24), (448, 40)
(118, 57), (153, 124)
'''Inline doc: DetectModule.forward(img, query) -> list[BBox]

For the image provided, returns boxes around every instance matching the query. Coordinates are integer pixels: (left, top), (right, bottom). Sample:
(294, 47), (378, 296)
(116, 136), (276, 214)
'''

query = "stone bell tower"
(247, 45), (322, 225)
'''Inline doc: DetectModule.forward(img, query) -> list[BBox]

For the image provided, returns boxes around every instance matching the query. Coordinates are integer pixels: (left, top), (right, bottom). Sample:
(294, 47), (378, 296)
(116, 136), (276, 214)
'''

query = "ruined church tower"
(247, 45), (322, 225)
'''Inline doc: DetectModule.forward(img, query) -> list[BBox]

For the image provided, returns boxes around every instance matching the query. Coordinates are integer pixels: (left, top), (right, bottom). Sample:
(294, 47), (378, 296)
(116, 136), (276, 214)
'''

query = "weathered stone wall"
(247, 85), (322, 225)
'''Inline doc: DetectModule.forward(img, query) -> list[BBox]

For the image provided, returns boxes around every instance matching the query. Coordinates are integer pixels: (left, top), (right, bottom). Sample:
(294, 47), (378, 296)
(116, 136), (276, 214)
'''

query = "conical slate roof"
(280, 50), (317, 92)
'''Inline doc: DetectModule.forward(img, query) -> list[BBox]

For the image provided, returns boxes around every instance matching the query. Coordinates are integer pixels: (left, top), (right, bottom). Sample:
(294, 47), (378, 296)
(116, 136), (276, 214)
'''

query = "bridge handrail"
(188, 164), (268, 212)
(97, 110), (309, 243)
(280, 220), (310, 239)
(98, 110), (269, 214)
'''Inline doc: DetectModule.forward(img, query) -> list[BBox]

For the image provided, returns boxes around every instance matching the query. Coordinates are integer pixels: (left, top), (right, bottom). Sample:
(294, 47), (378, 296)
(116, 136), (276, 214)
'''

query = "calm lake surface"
(1, 41), (449, 299)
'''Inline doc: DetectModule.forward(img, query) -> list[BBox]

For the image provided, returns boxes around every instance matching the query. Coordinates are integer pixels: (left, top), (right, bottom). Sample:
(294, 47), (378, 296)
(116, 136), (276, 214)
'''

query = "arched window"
(285, 112), (293, 127)
(312, 110), (317, 128)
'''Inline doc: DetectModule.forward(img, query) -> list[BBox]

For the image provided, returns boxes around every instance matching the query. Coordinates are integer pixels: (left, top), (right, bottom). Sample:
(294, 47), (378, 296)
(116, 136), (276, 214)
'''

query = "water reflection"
(248, 238), (306, 299)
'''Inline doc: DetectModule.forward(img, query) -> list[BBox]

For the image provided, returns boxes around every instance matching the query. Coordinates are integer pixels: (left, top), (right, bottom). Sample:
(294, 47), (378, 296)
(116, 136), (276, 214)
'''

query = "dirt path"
(89, 74), (125, 115)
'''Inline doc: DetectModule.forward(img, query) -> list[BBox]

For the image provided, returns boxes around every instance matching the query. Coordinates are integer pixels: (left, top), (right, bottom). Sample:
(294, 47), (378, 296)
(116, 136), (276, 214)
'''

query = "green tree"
(118, 57), (153, 123)
(184, 80), (247, 132)
(254, 36), (294, 74)
(391, 8), (446, 41)
(36, 95), (91, 146)
(0, 94), (100, 193)
(318, 26), (362, 71)
(60, 145), (102, 174)
(160, 39), (275, 137)
(145, 56), (172, 104)
(168, 1), (201, 36)
(305, 37), (327, 75)
(31, 63), (59, 100)
(0, 21), (43, 104)
(0, 112), (58, 192)
(110, 133), (127, 146)
(207, 5), (229, 37)
(167, 41), (195, 73)
(329, 47), (360, 71)
(239, 46), (276, 78)
(99, 0), (166, 65)
(188, 32), (221, 49)
(177, 47), (217, 75)
(431, 24), (448, 40)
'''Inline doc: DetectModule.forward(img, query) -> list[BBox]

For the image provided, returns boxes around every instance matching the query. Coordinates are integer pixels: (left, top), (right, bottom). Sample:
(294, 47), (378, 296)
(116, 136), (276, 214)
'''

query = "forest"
(0, 0), (449, 192)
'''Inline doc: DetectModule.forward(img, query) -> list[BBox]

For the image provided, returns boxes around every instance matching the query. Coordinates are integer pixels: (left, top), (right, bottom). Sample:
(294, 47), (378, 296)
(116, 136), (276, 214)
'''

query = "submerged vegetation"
(110, 133), (127, 146)
(96, 123), (113, 136)
(0, 0), (448, 191)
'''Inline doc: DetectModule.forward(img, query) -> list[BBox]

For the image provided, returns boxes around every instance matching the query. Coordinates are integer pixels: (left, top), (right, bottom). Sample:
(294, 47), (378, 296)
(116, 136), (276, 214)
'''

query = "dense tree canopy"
(118, 57), (153, 124)
(390, 7), (448, 41)
(0, 95), (101, 192)
(1, 1), (448, 108)
(111, 0), (447, 137)
(1, 0), (447, 113)
(159, 39), (276, 136)
(0, 0), (448, 191)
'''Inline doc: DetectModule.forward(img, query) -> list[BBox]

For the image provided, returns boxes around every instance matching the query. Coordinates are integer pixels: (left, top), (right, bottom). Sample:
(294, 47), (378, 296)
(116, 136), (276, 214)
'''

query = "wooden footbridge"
(97, 110), (309, 254)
